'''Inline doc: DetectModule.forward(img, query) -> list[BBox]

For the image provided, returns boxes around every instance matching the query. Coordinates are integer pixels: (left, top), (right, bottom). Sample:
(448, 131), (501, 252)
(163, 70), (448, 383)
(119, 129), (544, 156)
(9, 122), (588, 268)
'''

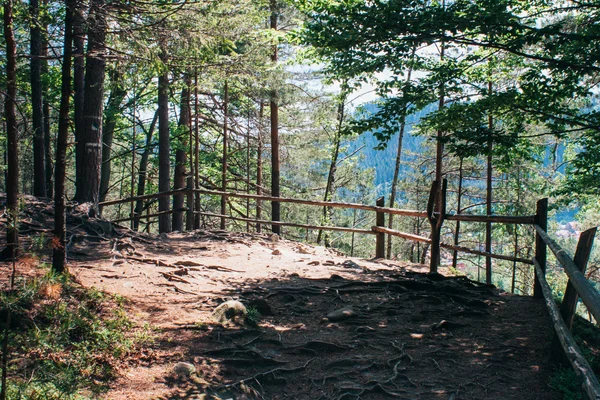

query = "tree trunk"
(158, 50), (171, 233)
(74, 0), (106, 209)
(53, 0), (75, 274)
(429, 40), (445, 274)
(220, 81), (229, 230)
(256, 101), (264, 233)
(386, 47), (415, 258)
(486, 80), (493, 284)
(73, 0), (85, 189)
(317, 94), (346, 246)
(270, 0), (281, 235)
(451, 157), (464, 270)
(42, 11), (53, 199)
(133, 110), (158, 231)
(173, 73), (191, 231)
(99, 67), (127, 205)
(30, 0), (46, 198)
(193, 70), (201, 229)
(2, 0), (19, 261)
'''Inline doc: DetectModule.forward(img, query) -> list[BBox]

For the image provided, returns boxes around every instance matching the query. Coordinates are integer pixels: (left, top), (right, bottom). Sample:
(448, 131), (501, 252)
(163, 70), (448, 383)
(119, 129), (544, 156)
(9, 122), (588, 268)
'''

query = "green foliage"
(550, 316), (600, 400)
(550, 368), (583, 400)
(246, 306), (261, 326)
(0, 268), (152, 398)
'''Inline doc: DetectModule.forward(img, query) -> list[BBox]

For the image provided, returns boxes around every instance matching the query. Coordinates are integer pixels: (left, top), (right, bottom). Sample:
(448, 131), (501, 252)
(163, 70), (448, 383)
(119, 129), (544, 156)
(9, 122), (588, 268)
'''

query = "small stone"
(307, 260), (320, 266)
(297, 245), (311, 254)
(269, 234), (280, 242)
(342, 260), (362, 269)
(326, 306), (356, 322)
(430, 320), (465, 331)
(212, 300), (247, 323)
(272, 249), (282, 255)
(173, 362), (196, 377)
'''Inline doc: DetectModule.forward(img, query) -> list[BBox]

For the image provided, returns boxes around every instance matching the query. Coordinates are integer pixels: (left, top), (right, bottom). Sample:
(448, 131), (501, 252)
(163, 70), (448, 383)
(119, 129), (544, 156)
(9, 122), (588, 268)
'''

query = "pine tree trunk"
(158, 49), (171, 233)
(173, 74), (191, 231)
(133, 110), (158, 231)
(42, 7), (53, 199)
(256, 101), (264, 233)
(30, 0), (46, 198)
(193, 70), (201, 229)
(99, 67), (127, 205)
(386, 48), (415, 258)
(74, 0), (106, 209)
(317, 97), (345, 246)
(220, 81), (229, 230)
(73, 0), (85, 189)
(53, 0), (75, 274)
(451, 157), (464, 269)
(485, 80), (493, 284)
(270, 0), (281, 235)
(2, 0), (19, 261)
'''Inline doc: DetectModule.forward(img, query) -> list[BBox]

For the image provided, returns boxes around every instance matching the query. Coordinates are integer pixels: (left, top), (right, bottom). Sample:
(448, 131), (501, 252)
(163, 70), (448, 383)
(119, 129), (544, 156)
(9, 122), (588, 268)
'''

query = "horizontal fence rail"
(535, 225), (600, 324)
(99, 187), (542, 267)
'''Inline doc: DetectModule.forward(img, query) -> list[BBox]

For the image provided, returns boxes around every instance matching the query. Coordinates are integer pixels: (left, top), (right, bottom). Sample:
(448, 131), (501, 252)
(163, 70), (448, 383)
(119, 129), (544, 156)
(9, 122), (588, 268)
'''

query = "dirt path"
(64, 229), (559, 400)
(0, 199), (560, 399)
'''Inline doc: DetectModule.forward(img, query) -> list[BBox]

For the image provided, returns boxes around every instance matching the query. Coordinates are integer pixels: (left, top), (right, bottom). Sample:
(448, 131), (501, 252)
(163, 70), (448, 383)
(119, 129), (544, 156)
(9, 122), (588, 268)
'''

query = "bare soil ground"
(1, 197), (561, 399)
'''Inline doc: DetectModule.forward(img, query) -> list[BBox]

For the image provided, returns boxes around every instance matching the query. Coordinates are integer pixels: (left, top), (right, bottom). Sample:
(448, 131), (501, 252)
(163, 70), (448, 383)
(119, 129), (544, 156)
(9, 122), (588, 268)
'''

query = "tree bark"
(53, 0), (75, 274)
(386, 48), (415, 258)
(2, 0), (19, 261)
(133, 110), (158, 231)
(317, 94), (346, 247)
(256, 101), (264, 233)
(451, 157), (464, 270)
(158, 50), (171, 233)
(194, 70), (201, 229)
(486, 81), (493, 284)
(220, 81), (229, 230)
(173, 73), (191, 231)
(270, 0), (281, 235)
(99, 66), (127, 205)
(74, 0), (107, 209)
(30, 0), (46, 197)
(42, 6), (53, 199)
(73, 0), (85, 188)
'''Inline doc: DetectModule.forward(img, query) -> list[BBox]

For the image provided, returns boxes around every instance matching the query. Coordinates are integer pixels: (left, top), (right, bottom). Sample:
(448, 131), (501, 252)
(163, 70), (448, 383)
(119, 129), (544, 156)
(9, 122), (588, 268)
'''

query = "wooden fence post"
(375, 196), (385, 258)
(561, 227), (597, 327)
(534, 198), (548, 298)
(550, 227), (597, 363)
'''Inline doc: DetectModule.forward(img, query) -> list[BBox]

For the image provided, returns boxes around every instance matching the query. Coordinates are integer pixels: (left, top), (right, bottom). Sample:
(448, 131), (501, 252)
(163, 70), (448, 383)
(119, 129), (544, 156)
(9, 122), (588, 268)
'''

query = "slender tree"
(2, 0), (19, 263)
(53, 0), (76, 273)
(133, 110), (158, 231)
(99, 66), (127, 204)
(221, 81), (229, 230)
(270, 0), (281, 235)
(173, 73), (191, 231)
(30, 0), (47, 197)
(158, 48), (171, 233)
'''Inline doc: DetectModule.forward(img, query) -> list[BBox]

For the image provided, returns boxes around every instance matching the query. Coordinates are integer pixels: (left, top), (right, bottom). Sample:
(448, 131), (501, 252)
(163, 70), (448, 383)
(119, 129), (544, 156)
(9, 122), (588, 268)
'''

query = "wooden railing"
(98, 183), (540, 270)
(534, 226), (599, 400)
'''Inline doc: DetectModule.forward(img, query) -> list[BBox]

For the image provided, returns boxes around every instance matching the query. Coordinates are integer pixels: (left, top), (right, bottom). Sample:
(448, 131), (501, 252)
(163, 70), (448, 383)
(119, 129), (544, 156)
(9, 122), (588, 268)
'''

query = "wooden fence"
(99, 183), (600, 398)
